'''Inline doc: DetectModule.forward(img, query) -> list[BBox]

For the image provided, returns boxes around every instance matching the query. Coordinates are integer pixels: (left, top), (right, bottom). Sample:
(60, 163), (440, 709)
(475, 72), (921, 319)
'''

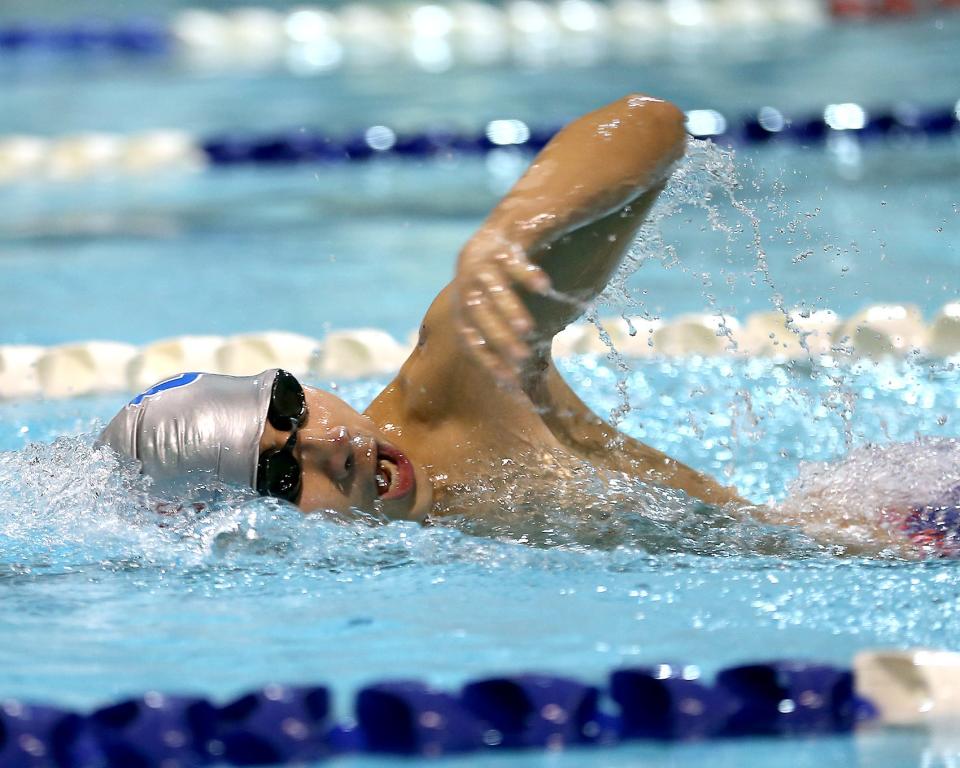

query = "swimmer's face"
(259, 386), (433, 520)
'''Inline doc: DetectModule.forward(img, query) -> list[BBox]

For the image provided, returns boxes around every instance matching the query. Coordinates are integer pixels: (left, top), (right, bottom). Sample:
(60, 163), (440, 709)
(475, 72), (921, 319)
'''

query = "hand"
(454, 237), (552, 384)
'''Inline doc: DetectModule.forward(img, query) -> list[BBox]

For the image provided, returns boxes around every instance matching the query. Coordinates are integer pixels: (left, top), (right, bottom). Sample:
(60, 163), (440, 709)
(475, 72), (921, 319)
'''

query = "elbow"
(620, 93), (687, 158)
(620, 93), (683, 123)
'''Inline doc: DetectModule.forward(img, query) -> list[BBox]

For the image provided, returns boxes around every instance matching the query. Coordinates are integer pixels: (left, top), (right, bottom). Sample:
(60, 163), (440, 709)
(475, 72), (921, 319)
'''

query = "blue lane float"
(0, 21), (169, 55)
(356, 681), (487, 755)
(460, 674), (602, 748)
(212, 686), (330, 766)
(717, 661), (870, 735)
(0, 702), (83, 768)
(87, 695), (216, 768)
(610, 667), (741, 740)
(0, 660), (876, 767)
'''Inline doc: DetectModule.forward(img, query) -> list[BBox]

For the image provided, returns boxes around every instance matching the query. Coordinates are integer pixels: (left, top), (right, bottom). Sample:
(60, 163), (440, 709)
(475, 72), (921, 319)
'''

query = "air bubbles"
(482, 728), (503, 746)
(826, 131), (862, 178)
(144, 691), (166, 708)
(285, 7), (343, 73)
(485, 147), (528, 191)
(508, 0), (559, 34)
(777, 698), (796, 714)
(286, 38), (343, 74)
(410, 37), (454, 70)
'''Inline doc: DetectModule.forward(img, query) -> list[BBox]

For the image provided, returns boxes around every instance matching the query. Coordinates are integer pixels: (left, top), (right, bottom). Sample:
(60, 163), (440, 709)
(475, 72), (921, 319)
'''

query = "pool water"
(1, 138), (957, 347)
(2, 4), (960, 767)
(3, 355), (960, 766)
(2, 18), (959, 346)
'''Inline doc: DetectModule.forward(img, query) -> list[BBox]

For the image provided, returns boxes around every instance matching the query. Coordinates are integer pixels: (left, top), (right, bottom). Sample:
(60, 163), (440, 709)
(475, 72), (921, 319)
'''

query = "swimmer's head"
(260, 381), (432, 520)
(97, 370), (274, 490)
(98, 370), (432, 520)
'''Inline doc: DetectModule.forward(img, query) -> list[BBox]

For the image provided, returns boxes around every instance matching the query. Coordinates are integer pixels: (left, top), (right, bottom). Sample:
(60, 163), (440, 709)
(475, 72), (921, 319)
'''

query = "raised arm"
(455, 93), (686, 381)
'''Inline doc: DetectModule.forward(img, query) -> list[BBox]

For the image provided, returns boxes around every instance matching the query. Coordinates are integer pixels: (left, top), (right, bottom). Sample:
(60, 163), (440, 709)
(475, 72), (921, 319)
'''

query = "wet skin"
(259, 386), (433, 520)
(260, 94), (744, 518)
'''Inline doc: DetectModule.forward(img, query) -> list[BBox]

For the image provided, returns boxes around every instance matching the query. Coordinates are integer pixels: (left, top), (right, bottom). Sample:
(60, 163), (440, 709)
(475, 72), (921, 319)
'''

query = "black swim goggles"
(256, 369), (308, 503)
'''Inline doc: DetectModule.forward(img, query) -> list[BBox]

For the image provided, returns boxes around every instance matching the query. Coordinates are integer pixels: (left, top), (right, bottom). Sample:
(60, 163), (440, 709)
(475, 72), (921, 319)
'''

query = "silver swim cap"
(97, 370), (280, 489)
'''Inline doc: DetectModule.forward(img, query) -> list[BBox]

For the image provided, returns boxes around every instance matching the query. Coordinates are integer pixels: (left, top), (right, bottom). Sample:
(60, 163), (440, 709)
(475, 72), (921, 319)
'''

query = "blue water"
(1, 142), (957, 346)
(2, 13), (958, 132)
(3, 357), (960, 767)
(1, 17), (958, 345)
(2, 6), (960, 767)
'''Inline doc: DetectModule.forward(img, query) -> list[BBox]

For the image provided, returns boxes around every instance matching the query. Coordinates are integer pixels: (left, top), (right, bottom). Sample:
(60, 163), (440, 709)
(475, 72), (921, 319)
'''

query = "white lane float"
(2, 304), (959, 400)
(128, 335), (227, 391)
(738, 309), (839, 358)
(313, 329), (413, 379)
(215, 332), (321, 377)
(855, 648), (960, 726)
(0, 137), (49, 183)
(927, 303), (960, 358)
(0, 346), (45, 399)
(35, 341), (138, 398)
(651, 313), (740, 357)
(120, 131), (206, 174)
(833, 304), (927, 358)
(162, 0), (825, 71)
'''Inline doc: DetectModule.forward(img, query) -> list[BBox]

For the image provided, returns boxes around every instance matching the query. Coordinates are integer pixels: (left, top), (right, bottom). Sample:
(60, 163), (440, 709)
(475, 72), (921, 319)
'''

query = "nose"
(302, 426), (356, 482)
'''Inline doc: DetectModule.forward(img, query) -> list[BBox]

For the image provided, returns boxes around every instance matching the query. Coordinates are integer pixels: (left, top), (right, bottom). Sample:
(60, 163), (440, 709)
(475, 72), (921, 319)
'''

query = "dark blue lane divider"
(199, 127), (557, 166)
(197, 104), (960, 167)
(0, 661), (877, 767)
(0, 22), (169, 54)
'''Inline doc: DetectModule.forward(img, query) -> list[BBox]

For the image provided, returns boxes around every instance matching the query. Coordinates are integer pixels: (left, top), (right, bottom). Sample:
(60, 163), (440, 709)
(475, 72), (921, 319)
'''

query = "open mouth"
(374, 441), (416, 501)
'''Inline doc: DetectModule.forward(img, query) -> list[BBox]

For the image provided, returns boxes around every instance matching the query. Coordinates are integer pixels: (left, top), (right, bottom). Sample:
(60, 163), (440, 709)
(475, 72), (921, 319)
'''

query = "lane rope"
(0, 0), (832, 69)
(0, 100), (957, 184)
(2, 304), (959, 400)
(2, 0), (958, 71)
(0, 659), (873, 766)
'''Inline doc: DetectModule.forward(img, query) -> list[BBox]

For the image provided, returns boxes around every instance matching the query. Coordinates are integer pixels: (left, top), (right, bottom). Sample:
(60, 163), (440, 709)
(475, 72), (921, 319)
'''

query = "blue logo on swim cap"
(130, 372), (201, 405)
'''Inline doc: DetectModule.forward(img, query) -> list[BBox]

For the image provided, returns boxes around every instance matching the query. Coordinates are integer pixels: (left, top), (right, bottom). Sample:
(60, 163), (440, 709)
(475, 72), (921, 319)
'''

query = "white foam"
(776, 438), (960, 556)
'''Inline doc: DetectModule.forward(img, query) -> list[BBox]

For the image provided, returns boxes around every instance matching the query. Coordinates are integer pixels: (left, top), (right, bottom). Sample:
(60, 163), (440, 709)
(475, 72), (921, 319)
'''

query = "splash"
(0, 436), (314, 571)
(545, 139), (960, 559)
(0, 437), (160, 564)
(585, 138), (776, 426)
(0, 430), (822, 572)
(428, 445), (815, 556)
(776, 437), (960, 557)
(584, 139), (875, 442)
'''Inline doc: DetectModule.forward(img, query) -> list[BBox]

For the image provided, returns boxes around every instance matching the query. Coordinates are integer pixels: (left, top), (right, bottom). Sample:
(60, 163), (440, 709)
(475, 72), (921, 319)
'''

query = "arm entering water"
(454, 93), (686, 381)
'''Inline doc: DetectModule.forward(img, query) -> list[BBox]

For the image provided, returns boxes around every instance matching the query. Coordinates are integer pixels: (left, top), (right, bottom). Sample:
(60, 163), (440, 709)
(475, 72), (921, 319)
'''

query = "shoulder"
(367, 283), (488, 425)
(369, 281), (556, 428)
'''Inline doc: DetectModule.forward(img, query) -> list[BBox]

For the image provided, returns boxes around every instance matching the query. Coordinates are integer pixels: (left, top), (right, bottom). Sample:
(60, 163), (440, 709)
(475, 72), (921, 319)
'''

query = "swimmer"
(99, 94), (747, 526)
